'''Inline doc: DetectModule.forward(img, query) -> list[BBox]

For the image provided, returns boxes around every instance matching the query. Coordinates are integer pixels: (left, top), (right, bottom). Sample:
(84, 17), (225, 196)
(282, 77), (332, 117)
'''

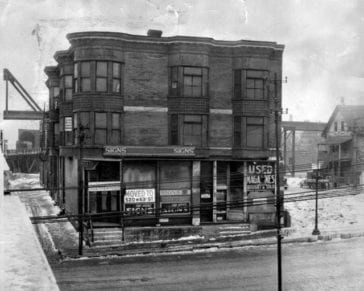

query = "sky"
(0, 0), (363, 148)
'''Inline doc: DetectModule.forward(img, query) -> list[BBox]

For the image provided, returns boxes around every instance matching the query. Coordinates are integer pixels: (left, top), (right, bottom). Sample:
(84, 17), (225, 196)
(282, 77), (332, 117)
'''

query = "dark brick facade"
(41, 30), (284, 227)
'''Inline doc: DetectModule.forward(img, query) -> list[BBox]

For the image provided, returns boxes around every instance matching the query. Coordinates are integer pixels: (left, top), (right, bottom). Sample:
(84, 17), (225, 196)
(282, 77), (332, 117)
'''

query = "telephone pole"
(274, 73), (282, 291)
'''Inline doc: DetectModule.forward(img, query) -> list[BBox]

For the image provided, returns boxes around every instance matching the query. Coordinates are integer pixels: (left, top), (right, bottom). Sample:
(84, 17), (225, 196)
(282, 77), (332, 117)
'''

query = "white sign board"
(64, 117), (73, 132)
(88, 181), (120, 192)
(125, 188), (155, 203)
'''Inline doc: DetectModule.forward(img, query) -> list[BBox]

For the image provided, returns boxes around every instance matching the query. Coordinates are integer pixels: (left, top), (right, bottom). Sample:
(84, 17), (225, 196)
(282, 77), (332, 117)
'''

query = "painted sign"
(247, 162), (276, 191)
(88, 181), (120, 192)
(104, 146), (195, 157)
(124, 188), (155, 203)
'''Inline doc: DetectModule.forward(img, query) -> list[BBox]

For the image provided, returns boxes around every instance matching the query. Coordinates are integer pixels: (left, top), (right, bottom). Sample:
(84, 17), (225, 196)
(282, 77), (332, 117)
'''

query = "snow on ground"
(285, 176), (364, 236)
(10, 173), (79, 256)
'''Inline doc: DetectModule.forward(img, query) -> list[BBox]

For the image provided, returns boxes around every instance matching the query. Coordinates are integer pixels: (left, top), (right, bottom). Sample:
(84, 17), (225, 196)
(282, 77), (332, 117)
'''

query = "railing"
(4, 148), (41, 156)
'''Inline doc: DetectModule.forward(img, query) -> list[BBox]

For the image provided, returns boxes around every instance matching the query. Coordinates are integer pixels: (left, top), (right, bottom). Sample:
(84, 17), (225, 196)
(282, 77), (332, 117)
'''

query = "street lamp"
(312, 144), (321, 235)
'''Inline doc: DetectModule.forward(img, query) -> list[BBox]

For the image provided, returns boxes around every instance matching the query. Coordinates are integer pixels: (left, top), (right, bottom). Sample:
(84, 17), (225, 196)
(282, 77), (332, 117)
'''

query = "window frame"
(110, 113), (121, 145)
(183, 115), (203, 146)
(74, 61), (123, 94)
(169, 66), (209, 97)
(246, 117), (264, 148)
(94, 112), (107, 145)
(233, 116), (242, 147)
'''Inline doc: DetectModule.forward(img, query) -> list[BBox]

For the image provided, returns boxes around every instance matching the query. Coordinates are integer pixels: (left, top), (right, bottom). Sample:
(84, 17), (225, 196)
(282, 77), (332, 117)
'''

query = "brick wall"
(209, 114), (233, 147)
(124, 111), (168, 146)
(209, 56), (233, 109)
(124, 51), (168, 107)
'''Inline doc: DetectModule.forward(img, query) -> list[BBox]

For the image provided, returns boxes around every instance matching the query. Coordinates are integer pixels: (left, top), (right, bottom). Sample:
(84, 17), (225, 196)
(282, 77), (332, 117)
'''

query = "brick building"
(42, 30), (284, 227)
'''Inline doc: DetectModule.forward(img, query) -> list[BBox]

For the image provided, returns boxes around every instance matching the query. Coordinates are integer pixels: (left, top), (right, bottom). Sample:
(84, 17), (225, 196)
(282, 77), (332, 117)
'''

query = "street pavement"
(52, 237), (364, 290)
(0, 195), (59, 291)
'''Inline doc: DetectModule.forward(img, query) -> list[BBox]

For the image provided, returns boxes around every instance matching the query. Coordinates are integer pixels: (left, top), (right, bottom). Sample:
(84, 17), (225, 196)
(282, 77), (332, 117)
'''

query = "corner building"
(43, 30), (284, 228)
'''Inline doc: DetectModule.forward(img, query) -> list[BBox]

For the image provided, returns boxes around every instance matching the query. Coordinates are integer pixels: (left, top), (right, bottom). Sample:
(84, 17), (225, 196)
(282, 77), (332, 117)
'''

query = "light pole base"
(312, 228), (320, 235)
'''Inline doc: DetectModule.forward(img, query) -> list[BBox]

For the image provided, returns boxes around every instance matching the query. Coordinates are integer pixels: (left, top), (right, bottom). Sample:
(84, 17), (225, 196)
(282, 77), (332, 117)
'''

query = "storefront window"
(123, 162), (156, 216)
(160, 161), (191, 215)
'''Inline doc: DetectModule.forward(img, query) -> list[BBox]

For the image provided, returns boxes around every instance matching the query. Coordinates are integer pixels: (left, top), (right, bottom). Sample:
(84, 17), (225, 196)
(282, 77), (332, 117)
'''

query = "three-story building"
(42, 29), (284, 227)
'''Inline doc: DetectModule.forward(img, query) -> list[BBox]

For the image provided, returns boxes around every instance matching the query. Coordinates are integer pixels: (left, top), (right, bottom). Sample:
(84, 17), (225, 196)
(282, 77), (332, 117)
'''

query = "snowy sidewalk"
(0, 195), (59, 290)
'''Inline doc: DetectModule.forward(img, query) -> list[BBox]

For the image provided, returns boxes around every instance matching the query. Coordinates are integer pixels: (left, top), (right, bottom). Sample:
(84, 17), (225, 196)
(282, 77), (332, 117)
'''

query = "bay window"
(169, 66), (209, 97)
(74, 61), (122, 94)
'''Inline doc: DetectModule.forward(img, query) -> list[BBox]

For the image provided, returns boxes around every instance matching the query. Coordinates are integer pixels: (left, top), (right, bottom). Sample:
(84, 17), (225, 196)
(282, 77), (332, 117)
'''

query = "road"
(51, 237), (364, 291)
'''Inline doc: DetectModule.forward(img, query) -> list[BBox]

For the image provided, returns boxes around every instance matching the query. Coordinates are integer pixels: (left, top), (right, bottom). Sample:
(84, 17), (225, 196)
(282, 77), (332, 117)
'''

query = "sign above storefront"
(247, 161), (275, 191)
(88, 181), (120, 192)
(104, 146), (195, 157)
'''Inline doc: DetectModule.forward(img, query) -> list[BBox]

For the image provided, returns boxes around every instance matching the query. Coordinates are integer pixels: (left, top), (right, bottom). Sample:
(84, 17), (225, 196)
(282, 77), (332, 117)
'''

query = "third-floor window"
(169, 66), (209, 97)
(74, 61), (123, 94)
(234, 70), (267, 100)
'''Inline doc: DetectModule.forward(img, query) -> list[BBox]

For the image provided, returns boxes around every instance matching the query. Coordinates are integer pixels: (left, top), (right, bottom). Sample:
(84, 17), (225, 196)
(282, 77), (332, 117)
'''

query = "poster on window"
(246, 162), (276, 191)
(124, 188), (155, 203)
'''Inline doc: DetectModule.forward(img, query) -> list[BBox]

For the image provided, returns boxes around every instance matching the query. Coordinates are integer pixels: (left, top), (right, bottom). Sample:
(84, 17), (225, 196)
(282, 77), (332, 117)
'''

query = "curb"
(59, 229), (364, 260)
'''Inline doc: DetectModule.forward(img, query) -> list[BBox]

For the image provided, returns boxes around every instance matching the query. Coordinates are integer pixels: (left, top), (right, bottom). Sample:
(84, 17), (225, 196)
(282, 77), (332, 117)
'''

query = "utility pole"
(78, 124), (85, 256)
(312, 164), (320, 235)
(274, 73), (282, 291)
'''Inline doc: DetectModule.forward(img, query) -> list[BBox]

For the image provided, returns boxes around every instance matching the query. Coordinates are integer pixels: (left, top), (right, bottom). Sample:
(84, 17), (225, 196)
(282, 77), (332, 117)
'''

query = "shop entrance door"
(88, 181), (121, 225)
(200, 161), (213, 223)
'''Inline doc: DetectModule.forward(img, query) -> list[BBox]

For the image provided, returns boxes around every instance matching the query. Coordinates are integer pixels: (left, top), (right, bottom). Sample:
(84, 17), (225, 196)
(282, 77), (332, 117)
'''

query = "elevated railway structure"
(282, 121), (326, 176)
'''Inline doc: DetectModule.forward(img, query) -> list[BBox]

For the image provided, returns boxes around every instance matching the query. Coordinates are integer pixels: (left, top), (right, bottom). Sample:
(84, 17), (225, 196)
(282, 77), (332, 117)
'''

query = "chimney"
(147, 29), (162, 38)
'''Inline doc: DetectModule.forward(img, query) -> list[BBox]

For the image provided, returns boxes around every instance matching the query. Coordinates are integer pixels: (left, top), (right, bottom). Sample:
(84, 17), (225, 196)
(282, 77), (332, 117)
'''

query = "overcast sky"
(0, 0), (363, 147)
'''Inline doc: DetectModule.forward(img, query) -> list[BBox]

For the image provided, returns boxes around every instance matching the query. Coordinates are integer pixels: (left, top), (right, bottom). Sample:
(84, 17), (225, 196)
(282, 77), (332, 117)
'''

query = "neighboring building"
(320, 105), (364, 187)
(282, 121), (326, 176)
(15, 129), (40, 151)
(41, 30), (284, 228)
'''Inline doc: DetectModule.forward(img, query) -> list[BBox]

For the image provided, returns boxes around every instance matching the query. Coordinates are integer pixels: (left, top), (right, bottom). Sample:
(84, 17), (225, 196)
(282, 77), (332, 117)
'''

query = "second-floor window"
(169, 66), (209, 97)
(110, 113), (121, 145)
(74, 61), (122, 94)
(233, 116), (242, 147)
(183, 115), (202, 146)
(95, 112), (107, 145)
(246, 117), (264, 148)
